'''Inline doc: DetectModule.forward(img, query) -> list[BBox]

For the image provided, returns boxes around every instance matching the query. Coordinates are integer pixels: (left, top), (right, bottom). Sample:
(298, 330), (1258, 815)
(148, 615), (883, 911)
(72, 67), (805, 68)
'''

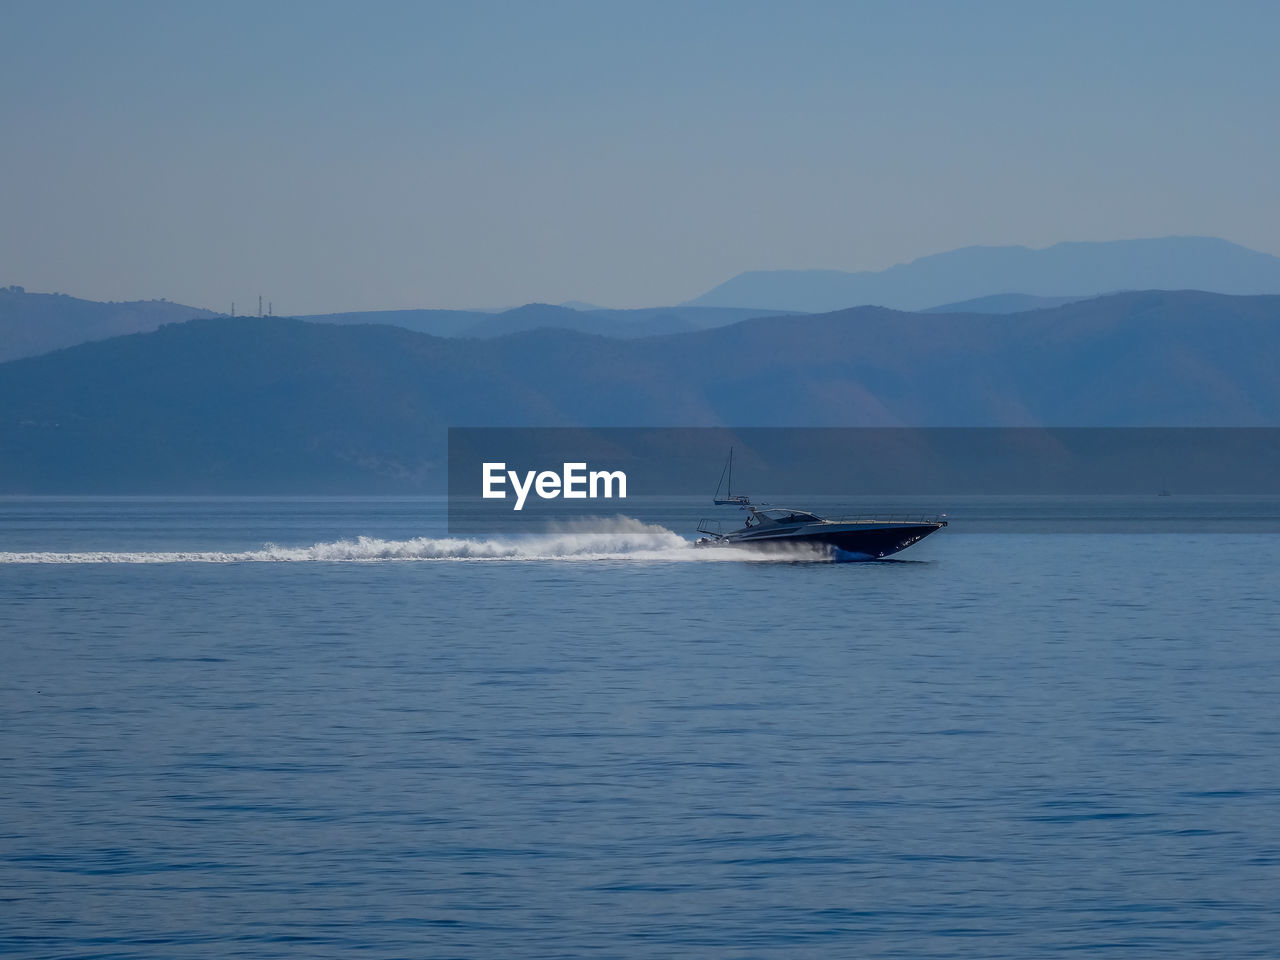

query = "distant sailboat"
(712, 447), (751, 505)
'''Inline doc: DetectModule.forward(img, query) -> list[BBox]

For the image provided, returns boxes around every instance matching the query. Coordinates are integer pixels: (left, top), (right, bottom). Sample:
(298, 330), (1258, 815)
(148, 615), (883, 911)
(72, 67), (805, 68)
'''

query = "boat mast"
(714, 447), (733, 502)
(713, 446), (750, 505)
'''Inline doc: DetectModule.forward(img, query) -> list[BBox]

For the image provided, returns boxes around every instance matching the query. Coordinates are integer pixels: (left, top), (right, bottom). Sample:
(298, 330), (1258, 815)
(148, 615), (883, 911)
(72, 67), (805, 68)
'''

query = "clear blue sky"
(2, 0), (1277, 313)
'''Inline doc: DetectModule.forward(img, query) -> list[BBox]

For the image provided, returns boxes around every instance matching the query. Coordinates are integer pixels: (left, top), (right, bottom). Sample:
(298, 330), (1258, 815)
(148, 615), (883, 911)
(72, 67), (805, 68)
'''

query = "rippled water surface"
(2, 499), (1278, 958)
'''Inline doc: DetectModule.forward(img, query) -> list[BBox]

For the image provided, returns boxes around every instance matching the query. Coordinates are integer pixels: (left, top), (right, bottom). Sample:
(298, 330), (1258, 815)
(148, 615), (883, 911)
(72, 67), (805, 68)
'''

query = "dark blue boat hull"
(722, 522), (944, 559)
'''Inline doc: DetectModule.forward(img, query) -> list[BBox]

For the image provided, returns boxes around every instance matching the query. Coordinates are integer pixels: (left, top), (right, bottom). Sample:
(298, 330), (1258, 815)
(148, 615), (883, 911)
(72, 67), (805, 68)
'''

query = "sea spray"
(0, 516), (824, 564)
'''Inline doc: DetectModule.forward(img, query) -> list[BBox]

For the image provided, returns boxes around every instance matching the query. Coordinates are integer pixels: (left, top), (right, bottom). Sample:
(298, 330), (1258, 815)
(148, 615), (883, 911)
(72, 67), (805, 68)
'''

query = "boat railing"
(825, 513), (948, 526)
(696, 518), (727, 538)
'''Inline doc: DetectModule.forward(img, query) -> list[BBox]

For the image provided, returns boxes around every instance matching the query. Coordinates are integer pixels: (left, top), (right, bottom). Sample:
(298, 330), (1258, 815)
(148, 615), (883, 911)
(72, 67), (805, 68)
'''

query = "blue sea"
(2, 497), (1279, 958)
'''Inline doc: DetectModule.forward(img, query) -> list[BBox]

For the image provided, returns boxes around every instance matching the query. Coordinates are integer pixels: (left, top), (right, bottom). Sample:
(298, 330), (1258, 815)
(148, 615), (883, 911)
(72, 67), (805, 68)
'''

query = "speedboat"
(695, 504), (947, 559)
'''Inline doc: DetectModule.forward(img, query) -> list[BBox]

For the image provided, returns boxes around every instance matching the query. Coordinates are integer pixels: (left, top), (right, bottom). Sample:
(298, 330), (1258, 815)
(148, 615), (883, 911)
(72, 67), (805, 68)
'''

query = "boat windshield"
(757, 508), (821, 524)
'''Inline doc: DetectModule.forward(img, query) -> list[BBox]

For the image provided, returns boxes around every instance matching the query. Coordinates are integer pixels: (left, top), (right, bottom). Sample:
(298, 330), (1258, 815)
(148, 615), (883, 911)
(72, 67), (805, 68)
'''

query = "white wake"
(0, 517), (833, 564)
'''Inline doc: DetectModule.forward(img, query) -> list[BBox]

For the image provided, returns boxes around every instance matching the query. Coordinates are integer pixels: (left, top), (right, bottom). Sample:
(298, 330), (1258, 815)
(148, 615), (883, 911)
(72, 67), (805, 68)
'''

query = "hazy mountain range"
(0, 287), (223, 363)
(299, 303), (779, 340)
(2, 290), (1276, 492)
(921, 293), (1088, 314)
(684, 237), (1280, 312)
(0, 286), (779, 363)
(7, 236), (1280, 363)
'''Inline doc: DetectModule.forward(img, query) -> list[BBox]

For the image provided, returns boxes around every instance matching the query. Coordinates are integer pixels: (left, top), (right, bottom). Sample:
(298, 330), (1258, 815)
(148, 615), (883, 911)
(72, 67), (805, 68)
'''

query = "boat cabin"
(748, 507), (823, 526)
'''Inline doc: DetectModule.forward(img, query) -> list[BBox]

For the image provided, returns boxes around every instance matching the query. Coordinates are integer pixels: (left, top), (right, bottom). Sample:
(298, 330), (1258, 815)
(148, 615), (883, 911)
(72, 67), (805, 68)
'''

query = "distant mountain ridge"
(0, 286), (221, 362)
(295, 303), (785, 339)
(922, 293), (1092, 314)
(1, 289), (1277, 492)
(685, 237), (1280, 312)
(0, 286), (785, 363)
(7, 235), (1280, 362)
